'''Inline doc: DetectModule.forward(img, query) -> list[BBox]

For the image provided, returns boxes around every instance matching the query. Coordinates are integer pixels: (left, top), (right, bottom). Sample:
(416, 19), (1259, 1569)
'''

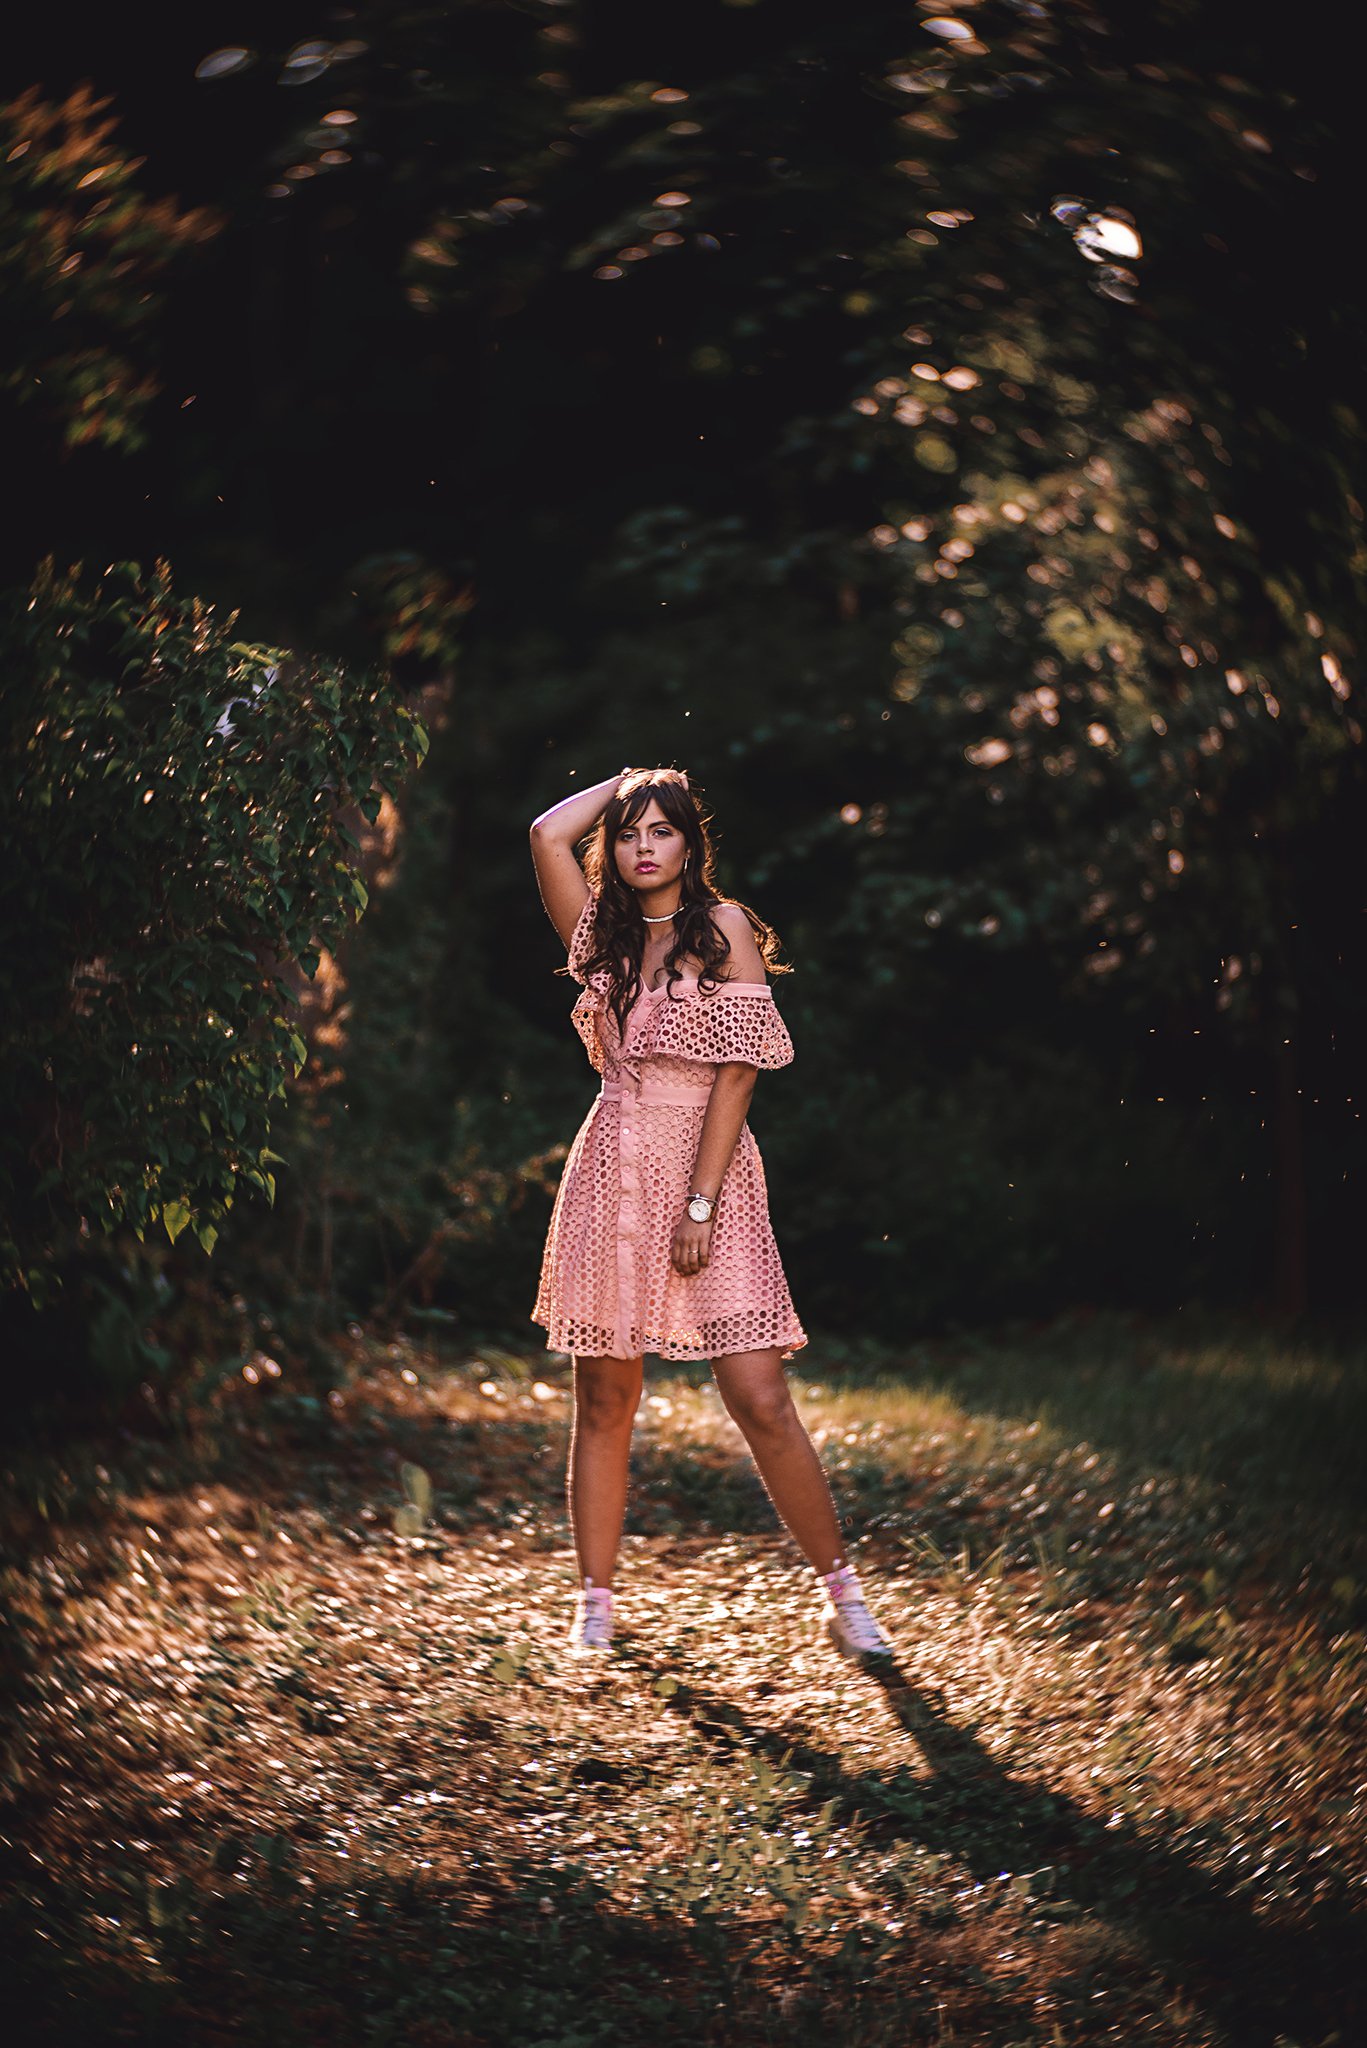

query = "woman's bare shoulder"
(708, 901), (769, 982)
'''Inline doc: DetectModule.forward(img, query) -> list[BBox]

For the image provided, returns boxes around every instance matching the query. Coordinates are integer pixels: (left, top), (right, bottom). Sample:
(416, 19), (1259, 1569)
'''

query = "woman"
(529, 766), (891, 1662)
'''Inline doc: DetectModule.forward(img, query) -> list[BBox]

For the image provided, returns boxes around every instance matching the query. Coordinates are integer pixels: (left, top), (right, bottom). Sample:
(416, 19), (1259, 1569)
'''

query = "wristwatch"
(687, 1191), (716, 1224)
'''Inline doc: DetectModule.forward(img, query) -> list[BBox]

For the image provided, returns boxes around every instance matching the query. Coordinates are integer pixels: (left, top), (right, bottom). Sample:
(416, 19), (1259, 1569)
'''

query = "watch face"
(688, 1198), (710, 1222)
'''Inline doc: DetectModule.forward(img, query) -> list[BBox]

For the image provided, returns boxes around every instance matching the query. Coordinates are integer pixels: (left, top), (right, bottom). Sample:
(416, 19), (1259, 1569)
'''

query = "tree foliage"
(3, 3), (1362, 1366)
(0, 84), (221, 453)
(0, 557), (426, 1301)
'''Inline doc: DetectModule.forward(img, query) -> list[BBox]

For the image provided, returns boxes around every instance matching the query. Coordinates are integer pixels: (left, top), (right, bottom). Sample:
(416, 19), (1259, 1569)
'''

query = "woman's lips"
(636, 864), (659, 874)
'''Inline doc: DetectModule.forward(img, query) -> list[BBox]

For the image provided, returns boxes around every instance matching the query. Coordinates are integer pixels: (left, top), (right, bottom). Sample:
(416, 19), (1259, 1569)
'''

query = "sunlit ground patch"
(3, 1310), (1363, 2044)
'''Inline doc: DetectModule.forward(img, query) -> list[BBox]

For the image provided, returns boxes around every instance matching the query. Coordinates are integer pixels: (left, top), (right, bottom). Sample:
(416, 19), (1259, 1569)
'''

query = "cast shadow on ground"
(639, 1652), (1363, 2048)
(7, 1380), (1365, 2047)
(4, 1817), (1028, 2048)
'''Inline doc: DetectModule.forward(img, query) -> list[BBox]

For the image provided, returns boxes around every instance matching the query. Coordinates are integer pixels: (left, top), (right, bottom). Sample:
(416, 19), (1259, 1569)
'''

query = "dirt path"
(3, 1325), (1364, 2045)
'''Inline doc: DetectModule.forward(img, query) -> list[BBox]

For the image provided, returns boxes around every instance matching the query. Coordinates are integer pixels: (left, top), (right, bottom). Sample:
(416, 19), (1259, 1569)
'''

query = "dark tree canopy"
(2, 1), (1362, 1389)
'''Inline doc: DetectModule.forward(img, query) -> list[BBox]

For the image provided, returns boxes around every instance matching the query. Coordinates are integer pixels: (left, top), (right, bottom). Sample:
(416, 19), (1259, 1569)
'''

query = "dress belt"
(598, 1076), (714, 1106)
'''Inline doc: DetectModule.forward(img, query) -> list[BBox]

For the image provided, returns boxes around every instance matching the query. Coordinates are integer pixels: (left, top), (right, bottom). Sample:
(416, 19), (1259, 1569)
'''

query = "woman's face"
(613, 795), (687, 897)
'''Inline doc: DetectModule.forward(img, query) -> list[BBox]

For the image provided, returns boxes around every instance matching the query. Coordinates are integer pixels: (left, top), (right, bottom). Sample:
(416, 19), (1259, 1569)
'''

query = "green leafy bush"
(0, 556), (427, 1303)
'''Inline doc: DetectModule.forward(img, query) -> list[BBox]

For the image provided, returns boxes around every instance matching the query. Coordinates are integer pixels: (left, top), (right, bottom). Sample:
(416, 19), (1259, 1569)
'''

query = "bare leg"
(711, 1347), (845, 1574)
(567, 1353), (644, 1586)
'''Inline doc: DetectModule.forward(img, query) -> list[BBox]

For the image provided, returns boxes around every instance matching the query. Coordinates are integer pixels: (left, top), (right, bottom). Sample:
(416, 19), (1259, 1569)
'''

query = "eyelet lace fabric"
(531, 894), (809, 1363)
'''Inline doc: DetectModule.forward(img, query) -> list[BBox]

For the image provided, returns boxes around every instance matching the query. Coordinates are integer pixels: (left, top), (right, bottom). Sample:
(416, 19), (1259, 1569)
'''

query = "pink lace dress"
(531, 894), (809, 1363)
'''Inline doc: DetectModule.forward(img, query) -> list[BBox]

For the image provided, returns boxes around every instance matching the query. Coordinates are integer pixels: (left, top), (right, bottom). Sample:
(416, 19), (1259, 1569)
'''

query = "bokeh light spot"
(195, 48), (254, 81)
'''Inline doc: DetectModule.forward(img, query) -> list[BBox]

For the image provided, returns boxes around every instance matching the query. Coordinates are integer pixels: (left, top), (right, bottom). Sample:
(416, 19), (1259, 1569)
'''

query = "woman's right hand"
(616, 764), (688, 791)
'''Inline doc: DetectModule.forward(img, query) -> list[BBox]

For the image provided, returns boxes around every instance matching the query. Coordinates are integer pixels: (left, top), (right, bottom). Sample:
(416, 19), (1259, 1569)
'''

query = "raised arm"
(529, 769), (627, 950)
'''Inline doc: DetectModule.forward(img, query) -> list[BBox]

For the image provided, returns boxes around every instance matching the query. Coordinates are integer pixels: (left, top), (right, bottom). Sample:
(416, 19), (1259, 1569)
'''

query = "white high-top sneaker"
(821, 1562), (893, 1660)
(567, 1578), (614, 1656)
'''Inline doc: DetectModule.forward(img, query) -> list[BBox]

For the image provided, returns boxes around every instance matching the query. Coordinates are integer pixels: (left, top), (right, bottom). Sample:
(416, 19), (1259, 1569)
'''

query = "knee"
(724, 1379), (796, 1443)
(574, 1372), (639, 1435)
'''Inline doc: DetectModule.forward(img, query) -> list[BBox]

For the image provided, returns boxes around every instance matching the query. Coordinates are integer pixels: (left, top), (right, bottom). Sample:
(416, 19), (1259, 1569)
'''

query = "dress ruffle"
(565, 895), (794, 1073)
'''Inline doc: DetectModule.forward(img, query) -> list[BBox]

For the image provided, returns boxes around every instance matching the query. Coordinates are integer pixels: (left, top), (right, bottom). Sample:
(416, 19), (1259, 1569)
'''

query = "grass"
(1, 1306), (1364, 2046)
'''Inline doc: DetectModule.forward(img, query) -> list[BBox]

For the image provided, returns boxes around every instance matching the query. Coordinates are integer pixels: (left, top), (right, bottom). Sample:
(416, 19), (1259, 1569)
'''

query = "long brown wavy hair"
(571, 768), (791, 1045)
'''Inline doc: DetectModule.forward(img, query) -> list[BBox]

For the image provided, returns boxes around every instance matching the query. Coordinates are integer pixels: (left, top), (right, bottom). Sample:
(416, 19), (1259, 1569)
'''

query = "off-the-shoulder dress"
(531, 894), (808, 1363)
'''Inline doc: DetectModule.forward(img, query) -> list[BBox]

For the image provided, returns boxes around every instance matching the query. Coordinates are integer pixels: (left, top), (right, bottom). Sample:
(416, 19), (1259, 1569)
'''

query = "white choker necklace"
(641, 910), (678, 923)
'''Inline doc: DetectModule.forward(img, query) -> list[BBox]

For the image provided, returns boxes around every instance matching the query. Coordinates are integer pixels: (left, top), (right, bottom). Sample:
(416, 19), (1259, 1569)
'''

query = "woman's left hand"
(671, 1211), (713, 1277)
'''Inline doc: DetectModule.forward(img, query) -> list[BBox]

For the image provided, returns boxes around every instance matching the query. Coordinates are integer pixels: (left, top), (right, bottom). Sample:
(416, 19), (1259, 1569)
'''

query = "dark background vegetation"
(3, 0), (1364, 1417)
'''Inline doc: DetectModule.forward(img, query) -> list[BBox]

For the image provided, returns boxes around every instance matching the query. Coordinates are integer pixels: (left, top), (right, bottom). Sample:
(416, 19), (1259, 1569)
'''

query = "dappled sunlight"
(5, 1323), (1363, 2040)
(4, 8), (1363, 2039)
